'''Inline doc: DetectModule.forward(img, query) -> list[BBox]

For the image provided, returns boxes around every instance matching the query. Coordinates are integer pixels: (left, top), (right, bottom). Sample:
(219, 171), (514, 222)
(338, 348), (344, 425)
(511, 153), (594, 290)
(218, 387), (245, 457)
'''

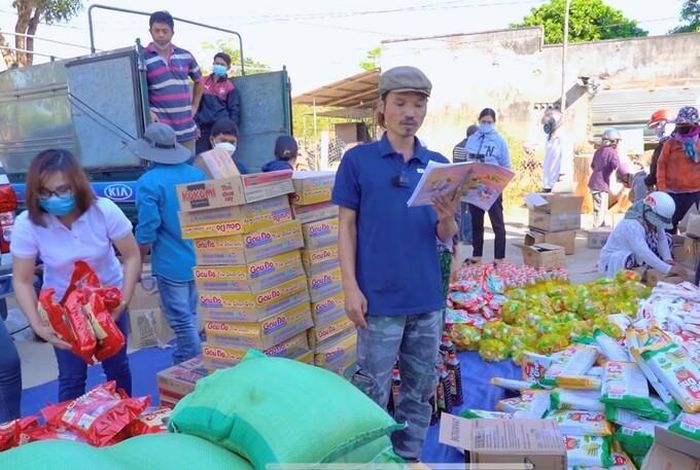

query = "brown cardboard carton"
(682, 234), (700, 264)
(439, 415), (567, 470)
(201, 331), (310, 369)
(176, 170), (294, 212)
(314, 329), (357, 370)
(645, 269), (690, 287)
(525, 229), (576, 255)
(528, 210), (581, 232)
(290, 171), (335, 206)
(291, 201), (339, 225)
(157, 356), (207, 407)
(301, 244), (340, 275)
(311, 291), (346, 327)
(520, 243), (566, 270)
(301, 217), (339, 249)
(526, 192), (584, 214)
(686, 213), (700, 239)
(640, 427), (700, 470)
(307, 266), (343, 303)
(307, 313), (355, 349)
(127, 276), (174, 350)
(586, 228), (612, 249)
(192, 148), (241, 179)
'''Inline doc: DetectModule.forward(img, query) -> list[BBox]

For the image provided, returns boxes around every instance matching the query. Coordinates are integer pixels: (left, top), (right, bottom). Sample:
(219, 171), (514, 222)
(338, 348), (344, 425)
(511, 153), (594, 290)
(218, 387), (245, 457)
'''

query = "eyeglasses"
(39, 185), (73, 199)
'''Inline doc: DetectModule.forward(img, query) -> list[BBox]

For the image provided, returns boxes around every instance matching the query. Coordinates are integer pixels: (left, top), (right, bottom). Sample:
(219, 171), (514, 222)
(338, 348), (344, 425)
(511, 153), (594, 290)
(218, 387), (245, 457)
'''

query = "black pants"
(668, 191), (700, 231)
(195, 125), (213, 155)
(469, 195), (506, 260)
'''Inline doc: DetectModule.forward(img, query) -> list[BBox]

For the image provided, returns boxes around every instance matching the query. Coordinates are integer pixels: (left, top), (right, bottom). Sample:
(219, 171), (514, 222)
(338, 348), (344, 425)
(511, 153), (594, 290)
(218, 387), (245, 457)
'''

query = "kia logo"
(103, 183), (133, 202)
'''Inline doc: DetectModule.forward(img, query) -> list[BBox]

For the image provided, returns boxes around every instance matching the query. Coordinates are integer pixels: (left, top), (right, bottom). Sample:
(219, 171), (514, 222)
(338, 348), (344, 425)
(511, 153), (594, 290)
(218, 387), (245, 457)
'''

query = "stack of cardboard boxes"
(292, 172), (356, 376)
(156, 356), (208, 409)
(525, 192), (583, 256)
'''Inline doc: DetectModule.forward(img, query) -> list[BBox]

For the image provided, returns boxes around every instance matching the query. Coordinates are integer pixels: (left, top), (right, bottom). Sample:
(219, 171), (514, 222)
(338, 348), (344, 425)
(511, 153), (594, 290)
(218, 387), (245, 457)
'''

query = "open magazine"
(406, 160), (515, 211)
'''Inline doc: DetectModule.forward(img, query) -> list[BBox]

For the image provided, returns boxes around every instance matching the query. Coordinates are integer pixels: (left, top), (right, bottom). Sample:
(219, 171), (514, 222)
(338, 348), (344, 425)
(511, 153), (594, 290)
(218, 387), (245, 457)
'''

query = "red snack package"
(37, 289), (75, 344)
(61, 260), (101, 304)
(58, 382), (150, 446)
(63, 290), (97, 364)
(124, 407), (172, 437)
(96, 286), (122, 312)
(18, 425), (85, 446)
(0, 416), (40, 450)
(84, 293), (125, 362)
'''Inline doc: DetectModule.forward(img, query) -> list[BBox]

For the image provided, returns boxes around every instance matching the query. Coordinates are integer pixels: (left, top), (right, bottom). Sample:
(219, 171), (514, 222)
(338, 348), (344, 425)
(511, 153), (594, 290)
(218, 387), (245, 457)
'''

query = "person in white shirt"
(598, 191), (690, 278)
(11, 149), (141, 401)
(541, 109), (573, 192)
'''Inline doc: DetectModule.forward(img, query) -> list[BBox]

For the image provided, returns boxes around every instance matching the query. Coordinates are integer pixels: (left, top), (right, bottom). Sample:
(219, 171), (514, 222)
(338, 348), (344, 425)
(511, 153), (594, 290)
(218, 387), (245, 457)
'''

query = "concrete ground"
(11, 207), (604, 390)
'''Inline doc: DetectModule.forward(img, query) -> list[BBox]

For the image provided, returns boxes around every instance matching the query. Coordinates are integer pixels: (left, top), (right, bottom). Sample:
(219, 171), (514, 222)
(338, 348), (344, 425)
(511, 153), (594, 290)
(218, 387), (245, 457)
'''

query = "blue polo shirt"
(135, 162), (207, 282)
(332, 133), (448, 316)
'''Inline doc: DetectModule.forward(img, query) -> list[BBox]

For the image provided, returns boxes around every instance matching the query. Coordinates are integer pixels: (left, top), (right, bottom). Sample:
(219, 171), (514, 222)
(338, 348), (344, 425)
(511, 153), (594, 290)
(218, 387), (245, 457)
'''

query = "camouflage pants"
(351, 311), (442, 461)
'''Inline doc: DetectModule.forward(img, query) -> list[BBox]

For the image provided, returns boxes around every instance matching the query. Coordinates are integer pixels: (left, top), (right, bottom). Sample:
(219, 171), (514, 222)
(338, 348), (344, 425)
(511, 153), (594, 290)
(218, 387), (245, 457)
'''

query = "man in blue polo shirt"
(145, 11), (203, 154)
(333, 66), (459, 462)
(130, 123), (206, 365)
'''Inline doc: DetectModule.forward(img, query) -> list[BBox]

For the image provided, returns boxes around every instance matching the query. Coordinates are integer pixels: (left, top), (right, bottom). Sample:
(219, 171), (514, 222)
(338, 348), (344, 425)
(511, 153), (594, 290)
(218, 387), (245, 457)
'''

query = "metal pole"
(313, 97), (318, 142)
(560, 0), (571, 114)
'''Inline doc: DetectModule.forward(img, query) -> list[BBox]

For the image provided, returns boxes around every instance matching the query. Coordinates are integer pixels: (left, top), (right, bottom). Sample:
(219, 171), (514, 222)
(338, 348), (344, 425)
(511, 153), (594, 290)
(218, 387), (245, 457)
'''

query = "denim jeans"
(54, 313), (131, 402)
(0, 318), (21, 422)
(156, 277), (201, 364)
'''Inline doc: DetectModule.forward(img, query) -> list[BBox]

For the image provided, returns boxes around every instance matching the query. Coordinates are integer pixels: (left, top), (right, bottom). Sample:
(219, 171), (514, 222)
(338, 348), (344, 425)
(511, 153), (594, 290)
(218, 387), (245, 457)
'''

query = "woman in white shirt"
(11, 149), (141, 401)
(598, 191), (689, 278)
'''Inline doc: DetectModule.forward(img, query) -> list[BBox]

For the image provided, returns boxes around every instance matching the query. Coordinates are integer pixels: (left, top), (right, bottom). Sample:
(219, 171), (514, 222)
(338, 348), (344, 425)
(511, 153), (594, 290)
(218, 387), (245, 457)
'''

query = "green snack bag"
(668, 412), (700, 442)
(460, 409), (513, 420)
(600, 361), (652, 411)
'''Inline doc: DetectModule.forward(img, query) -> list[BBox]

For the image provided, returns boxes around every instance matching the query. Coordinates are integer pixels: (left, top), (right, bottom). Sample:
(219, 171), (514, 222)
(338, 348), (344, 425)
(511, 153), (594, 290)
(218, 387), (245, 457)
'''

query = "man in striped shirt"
(145, 11), (204, 154)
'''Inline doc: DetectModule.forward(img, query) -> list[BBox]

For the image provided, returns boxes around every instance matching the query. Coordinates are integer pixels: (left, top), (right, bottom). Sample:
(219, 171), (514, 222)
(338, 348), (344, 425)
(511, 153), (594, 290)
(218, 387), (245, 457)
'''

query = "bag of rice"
(628, 341), (682, 415)
(640, 340), (700, 413)
(604, 405), (638, 426)
(550, 389), (604, 412)
(541, 346), (598, 387)
(545, 410), (613, 436)
(600, 361), (652, 411)
(668, 412), (700, 442)
(635, 396), (677, 422)
(564, 435), (613, 468)
(497, 389), (550, 418)
(594, 330), (630, 362)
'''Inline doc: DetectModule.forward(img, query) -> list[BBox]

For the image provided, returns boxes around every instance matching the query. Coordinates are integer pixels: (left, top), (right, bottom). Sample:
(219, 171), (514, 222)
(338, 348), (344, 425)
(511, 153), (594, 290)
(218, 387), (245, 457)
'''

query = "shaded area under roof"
(311, 108), (374, 119)
(294, 69), (380, 108)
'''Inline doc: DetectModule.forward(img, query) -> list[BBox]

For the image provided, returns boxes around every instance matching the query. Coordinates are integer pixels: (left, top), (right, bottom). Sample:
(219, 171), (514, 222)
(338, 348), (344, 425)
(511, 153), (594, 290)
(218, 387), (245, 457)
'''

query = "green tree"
(514, 0), (647, 44)
(0, 0), (83, 68)
(671, 0), (700, 33)
(202, 39), (270, 76)
(359, 46), (381, 72)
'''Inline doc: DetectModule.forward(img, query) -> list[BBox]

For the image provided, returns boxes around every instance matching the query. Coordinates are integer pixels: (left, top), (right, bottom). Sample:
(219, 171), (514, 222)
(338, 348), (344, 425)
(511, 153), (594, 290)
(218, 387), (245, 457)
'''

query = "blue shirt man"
(129, 123), (205, 364)
(332, 66), (459, 462)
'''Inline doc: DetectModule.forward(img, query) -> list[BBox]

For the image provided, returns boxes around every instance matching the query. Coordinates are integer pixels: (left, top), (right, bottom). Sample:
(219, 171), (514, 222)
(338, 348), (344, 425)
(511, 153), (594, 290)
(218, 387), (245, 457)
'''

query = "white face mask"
(214, 141), (237, 156)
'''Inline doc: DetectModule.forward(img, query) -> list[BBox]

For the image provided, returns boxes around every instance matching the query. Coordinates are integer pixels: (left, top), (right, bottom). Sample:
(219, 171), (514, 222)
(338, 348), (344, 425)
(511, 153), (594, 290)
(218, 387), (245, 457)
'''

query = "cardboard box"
(311, 291), (346, 327)
(525, 229), (576, 255)
(302, 244), (340, 275)
(301, 217), (339, 249)
(307, 313), (354, 349)
(193, 220), (303, 266)
(192, 148), (241, 179)
(586, 227), (612, 249)
(526, 192), (584, 214)
(127, 276), (175, 350)
(439, 415), (567, 469)
(686, 213), (700, 239)
(198, 275), (309, 323)
(528, 210), (581, 232)
(645, 268), (689, 287)
(290, 171), (335, 206)
(157, 356), (207, 407)
(314, 329), (357, 369)
(179, 196), (293, 239)
(296, 350), (315, 365)
(682, 233), (700, 263)
(641, 427), (700, 470)
(177, 170), (294, 212)
(520, 243), (566, 270)
(307, 266), (343, 303)
(193, 250), (305, 294)
(204, 300), (313, 350)
(291, 201), (339, 225)
(202, 331), (310, 369)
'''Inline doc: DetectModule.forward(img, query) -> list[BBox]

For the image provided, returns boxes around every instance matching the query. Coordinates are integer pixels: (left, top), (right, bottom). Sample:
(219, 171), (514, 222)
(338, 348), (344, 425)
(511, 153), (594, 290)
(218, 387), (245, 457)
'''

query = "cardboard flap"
(532, 243), (563, 253)
(525, 193), (549, 209)
(654, 427), (700, 460)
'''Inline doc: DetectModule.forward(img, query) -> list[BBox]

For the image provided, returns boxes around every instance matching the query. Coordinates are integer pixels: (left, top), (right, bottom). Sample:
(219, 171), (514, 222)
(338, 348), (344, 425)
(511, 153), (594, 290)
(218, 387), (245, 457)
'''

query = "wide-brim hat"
(127, 123), (191, 164)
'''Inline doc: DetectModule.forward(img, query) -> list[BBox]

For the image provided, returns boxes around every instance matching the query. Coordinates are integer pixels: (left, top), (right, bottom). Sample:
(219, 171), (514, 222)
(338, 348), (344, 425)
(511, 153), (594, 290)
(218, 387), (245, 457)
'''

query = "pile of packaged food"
(448, 270), (651, 362)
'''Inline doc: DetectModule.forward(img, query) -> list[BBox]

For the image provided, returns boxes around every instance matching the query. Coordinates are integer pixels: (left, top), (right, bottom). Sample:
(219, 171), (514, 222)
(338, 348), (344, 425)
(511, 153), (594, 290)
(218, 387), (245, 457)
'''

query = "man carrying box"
(129, 123), (206, 364)
(333, 66), (459, 462)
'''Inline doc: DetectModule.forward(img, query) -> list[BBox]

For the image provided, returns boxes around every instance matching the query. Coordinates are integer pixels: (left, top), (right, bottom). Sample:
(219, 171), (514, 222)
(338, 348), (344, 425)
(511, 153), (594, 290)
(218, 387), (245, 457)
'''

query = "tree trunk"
(14, 1), (32, 67)
(0, 32), (17, 69)
(25, 7), (42, 65)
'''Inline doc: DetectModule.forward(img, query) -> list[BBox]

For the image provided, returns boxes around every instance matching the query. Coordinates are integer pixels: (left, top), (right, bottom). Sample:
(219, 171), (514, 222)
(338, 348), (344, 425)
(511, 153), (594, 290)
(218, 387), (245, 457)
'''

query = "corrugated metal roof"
(293, 69), (379, 108)
(591, 86), (700, 126)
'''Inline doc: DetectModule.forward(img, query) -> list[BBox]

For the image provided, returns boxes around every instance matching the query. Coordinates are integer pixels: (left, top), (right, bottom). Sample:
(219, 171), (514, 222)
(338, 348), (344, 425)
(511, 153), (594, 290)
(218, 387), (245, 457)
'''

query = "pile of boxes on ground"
(155, 150), (355, 408)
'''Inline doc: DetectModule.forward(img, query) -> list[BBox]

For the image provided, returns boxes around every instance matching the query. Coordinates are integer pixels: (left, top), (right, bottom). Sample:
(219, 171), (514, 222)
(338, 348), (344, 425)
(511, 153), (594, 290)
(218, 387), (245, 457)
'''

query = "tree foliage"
(359, 46), (381, 72)
(671, 0), (700, 33)
(514, 0), (647, 44)
(0, 0), (82, 68)
(202, 39), (270, 76)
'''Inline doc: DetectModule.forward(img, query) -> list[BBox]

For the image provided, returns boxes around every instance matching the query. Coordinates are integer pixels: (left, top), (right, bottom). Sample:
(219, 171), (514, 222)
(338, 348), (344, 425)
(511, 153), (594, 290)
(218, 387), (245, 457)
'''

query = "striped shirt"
(145, 43), (202, 142)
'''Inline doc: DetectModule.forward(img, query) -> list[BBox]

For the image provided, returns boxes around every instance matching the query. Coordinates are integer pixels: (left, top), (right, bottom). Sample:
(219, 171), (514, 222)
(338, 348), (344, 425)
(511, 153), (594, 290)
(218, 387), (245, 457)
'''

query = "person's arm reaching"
(338, 207), (367, 329)
(626, 224), (671, 274)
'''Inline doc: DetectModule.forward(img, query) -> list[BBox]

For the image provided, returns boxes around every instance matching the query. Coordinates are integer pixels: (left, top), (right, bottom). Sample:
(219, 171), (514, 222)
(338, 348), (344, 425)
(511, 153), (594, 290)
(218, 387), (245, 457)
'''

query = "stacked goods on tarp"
(175, 157), (314, 372)
(157, 356), (208, 409)
(448, 269), (650, 362)
(525, 192), (583, 256)
(291, 172), (356, 376)
(38, 261), (125, 364)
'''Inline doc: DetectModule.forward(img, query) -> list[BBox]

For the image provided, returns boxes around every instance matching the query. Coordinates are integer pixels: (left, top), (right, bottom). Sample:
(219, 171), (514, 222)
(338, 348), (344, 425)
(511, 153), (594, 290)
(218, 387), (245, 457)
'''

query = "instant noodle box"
(306, 266), (343, 303)
(307, 313), (354, 349)
(203, 299), (313, 350)
(311, 291), (346, 327)
(192, 148), (242, 179)
(290, 171), (335, 206)
(314, 329), (357, 369)
(291, 200), (339, 225)
(177, 170), (294, 212)
(198, 275), (309, 323)
(193, 251), (305, 294)
(201, 331), (311, 369)
(179, 196), (293, 239)
(301, 217), (339, 249)
(156, 356), (208, 408)
(192, 220), (303, 266)
(302, 244), (340, 275)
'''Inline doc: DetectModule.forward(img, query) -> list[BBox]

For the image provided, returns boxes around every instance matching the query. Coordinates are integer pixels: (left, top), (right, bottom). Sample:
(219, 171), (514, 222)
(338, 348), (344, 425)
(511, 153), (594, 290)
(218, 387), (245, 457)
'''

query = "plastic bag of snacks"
(460, 409), (513, 420)
(564, 435), (613, 468)
(83, 292), (125, 362)
(123, 407), (172, 438)
(449, 324), (482, 351)
(496, 390), (550, 418)
(545, 410), (613, 436)
(17, 425), (86, 446)
(478, 338), (509, 362)
(489, 377), (532, 391)
(615, 417), (672, 456)
(521, 351), (554, 383)
(571, 442), (637, 470)
(600, 361), (652, 411)
(0, 416), (39, 451)
(541, 346), (598, 387)
(550, 389), (605, 412)
(594, 330), (629, 362)
(640, 340), (700, 413)
(668, 412), (700, 442)
(555, 375), (601, 391)
(605, 405), (638, 427)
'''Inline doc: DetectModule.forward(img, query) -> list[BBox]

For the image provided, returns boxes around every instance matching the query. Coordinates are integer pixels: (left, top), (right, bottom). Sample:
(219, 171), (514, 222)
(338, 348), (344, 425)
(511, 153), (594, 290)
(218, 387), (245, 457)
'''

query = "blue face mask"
(212, 64), (228, 78)
(39, 195), (76, 217)
(479, 123), (494, 134)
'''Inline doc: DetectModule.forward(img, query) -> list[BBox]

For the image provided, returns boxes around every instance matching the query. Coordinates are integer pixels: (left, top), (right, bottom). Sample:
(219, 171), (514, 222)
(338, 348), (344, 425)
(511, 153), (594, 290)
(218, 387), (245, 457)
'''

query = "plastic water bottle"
(439, 333), (456, 362)
(436, 364), (453, 415)
(446, 352), (464, 406)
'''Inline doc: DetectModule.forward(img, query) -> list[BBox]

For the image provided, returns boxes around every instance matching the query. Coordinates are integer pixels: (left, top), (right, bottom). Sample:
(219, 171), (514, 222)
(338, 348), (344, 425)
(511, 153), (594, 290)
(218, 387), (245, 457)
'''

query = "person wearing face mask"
(541, 109), (573, 192)
(145, 11), (203, 155)
(463, 108), (510, 264)
(588, 128), (621, 228)
(209, 118), (249, 174)
(194, 52), (242, 155)
(656, 106), (700, 231)
(131, 124), (206, 364)
(11, 149), (140, 401)
(262, 135), (298, 172)
(644, 109), (672, 189)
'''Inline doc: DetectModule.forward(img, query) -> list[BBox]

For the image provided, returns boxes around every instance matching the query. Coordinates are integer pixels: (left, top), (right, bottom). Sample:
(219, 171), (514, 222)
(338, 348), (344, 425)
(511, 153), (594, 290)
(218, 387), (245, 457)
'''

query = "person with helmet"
(598, 192), (690, 278)
(541, 109), (573, 192)
(644, 109), (672, 188)
(588, 128), (621, 227)
(656, 106), (700, 230)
